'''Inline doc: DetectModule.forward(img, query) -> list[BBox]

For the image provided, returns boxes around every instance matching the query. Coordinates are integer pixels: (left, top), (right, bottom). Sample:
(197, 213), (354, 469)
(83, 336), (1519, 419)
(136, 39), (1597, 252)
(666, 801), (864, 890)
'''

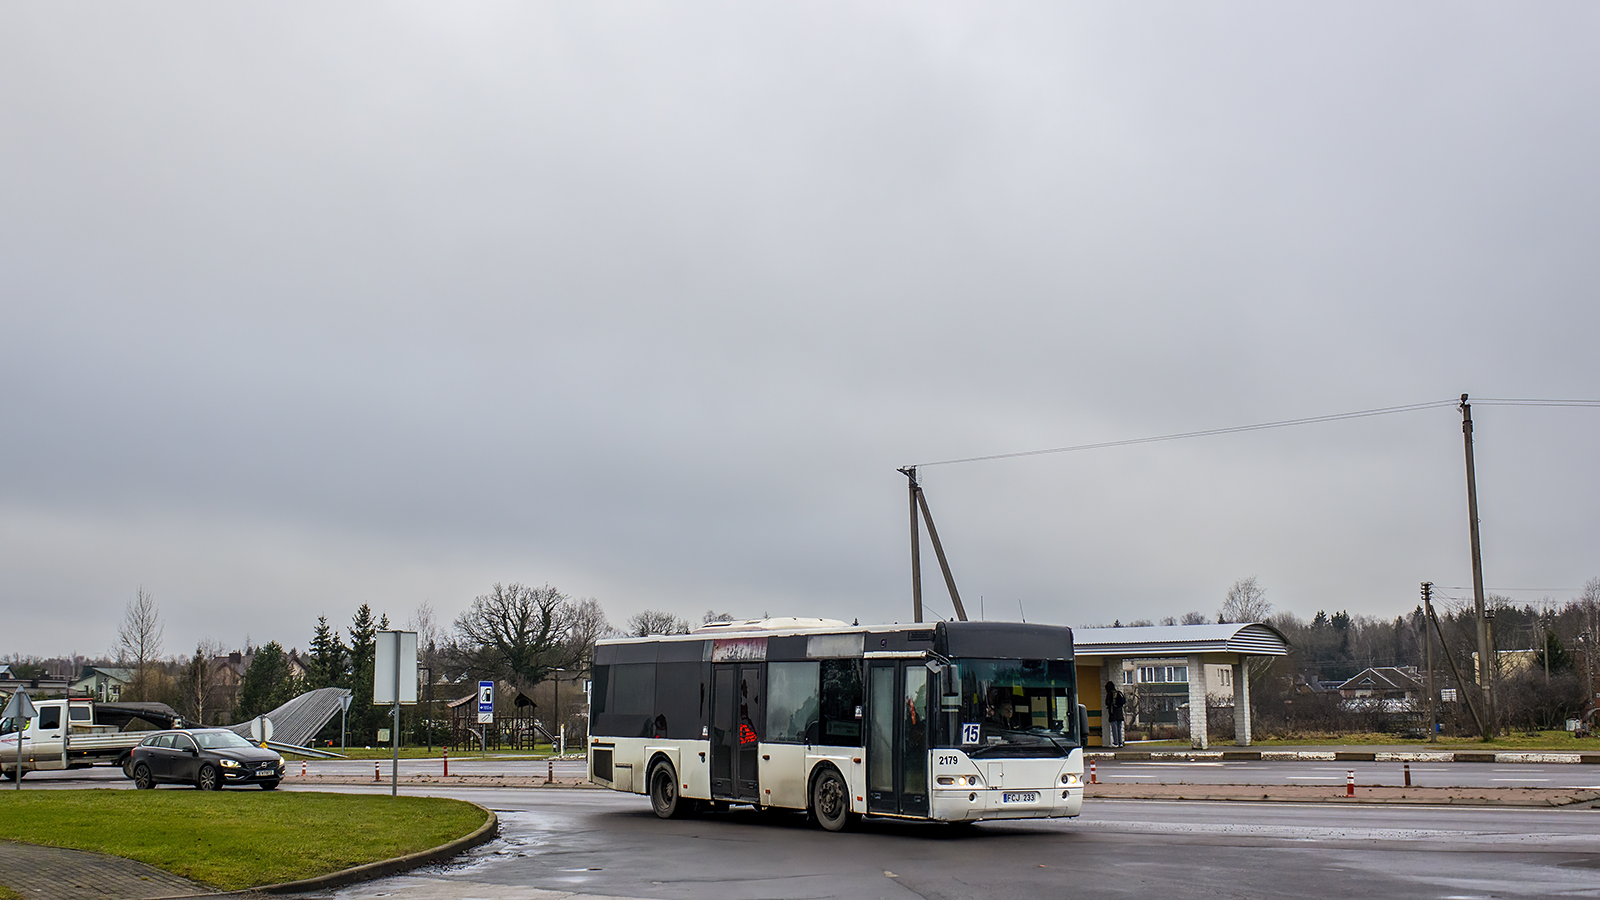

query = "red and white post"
(1346, 769), (1354, 797)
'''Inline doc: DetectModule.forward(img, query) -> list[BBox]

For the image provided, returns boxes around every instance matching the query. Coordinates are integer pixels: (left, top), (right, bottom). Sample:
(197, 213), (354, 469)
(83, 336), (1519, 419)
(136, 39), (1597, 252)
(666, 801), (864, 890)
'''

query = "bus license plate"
(1002, 791), (1038, 803)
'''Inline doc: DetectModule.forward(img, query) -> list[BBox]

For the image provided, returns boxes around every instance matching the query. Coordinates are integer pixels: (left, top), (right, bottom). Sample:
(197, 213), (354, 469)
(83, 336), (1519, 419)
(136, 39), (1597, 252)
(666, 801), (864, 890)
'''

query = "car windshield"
(936, 658), (1078, 757)
(193, 731), (255, 750)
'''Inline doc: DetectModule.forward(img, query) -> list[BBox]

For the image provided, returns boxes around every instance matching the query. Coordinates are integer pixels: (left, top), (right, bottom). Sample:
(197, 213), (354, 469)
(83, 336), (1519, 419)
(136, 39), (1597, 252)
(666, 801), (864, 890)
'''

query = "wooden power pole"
(1459, 394), (1495, 738)
(897, 467), (968, 623)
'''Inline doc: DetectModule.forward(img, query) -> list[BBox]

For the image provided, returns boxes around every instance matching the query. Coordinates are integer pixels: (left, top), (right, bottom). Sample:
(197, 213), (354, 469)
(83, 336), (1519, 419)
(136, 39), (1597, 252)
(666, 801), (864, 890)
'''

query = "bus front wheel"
(648, 761), (690, 819)
(811, 766), (854, 832)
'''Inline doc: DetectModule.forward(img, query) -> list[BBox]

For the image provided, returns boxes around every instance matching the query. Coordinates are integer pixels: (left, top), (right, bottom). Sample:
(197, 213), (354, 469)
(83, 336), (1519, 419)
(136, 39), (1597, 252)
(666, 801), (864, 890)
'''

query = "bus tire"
(810, 766), (853, 832)
(648, 760), (689, 819)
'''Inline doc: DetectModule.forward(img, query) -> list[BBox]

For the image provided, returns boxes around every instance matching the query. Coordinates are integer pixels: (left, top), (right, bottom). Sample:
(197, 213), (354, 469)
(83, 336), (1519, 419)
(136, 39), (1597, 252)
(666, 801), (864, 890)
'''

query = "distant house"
(1337, 667), (1424, 702)
(72, 666), (134, 702)
(210, 649), (309, 716)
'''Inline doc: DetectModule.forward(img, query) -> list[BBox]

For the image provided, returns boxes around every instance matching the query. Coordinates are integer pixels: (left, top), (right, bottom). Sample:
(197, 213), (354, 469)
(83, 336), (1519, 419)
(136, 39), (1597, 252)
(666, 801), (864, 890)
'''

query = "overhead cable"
(914, 399), (1457, 468)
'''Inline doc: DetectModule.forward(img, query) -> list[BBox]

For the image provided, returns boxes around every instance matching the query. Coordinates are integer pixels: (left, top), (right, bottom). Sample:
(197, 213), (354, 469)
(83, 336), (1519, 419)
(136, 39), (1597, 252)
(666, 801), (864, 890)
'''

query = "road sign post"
(3, 689), (38, 790)
(477, 681), (494, 756)
(375, 631), (418, 797)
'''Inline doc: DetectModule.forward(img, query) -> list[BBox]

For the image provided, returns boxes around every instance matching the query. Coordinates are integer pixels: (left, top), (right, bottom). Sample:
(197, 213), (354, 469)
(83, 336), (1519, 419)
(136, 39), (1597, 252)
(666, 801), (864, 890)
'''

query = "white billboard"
(373, 630), (419, 705)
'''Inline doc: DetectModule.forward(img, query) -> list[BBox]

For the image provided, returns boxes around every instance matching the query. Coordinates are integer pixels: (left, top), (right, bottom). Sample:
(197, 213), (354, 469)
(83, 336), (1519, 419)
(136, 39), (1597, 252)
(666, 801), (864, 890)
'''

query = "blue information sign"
(477, 680), (494, 724)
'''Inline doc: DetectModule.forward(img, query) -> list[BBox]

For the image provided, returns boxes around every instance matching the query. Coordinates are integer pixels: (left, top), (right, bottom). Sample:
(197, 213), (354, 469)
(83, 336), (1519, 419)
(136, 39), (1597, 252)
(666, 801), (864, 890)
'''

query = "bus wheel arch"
(647, 756), (694, 819)
(808, 763), (854, 832)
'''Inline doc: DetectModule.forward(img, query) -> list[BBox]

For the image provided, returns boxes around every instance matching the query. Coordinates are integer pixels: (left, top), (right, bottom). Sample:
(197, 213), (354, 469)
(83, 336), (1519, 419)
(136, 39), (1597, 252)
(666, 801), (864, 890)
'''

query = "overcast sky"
(4, 3), (1597, 660)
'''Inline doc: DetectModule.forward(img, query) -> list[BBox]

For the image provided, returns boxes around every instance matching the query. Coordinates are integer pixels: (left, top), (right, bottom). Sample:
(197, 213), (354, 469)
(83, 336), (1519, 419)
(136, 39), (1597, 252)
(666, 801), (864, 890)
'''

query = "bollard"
(1346, 769), (1354, 797)
(1090, 760), (1097, 784)
(301, 760), (307, 777)
(1404, 763), (1411, 787)
(547, 759), (554, 784)
(374, 760), (381, 782)
(443, 747), (449, 778)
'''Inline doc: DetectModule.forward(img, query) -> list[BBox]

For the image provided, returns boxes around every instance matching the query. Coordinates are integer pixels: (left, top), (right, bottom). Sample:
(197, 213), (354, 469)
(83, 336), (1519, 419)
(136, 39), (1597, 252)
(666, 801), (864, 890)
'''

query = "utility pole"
(901, 466), (923, 624)
(1459, 394), (1495, 738)
(1422, 582), (1437, 742)
(896, 467), (969, 623)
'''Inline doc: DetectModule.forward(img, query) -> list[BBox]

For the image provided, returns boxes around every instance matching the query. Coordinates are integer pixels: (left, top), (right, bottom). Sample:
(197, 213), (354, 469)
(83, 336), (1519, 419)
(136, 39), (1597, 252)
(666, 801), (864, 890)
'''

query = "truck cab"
(2, 698), (182, 777)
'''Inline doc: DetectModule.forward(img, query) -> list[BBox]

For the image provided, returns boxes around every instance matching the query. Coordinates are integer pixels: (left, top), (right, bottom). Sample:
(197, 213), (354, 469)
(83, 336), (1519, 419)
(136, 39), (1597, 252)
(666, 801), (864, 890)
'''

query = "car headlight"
(220, 758), (242, 769)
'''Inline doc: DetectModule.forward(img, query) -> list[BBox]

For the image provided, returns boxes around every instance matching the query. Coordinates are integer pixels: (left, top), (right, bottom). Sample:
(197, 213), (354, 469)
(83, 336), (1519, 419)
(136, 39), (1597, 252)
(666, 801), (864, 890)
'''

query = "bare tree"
(702, 610), (736, 625)
(626, 610), (691, 636)
(1180, 611), (1211, 625)
(566, 597), (612, 672)
(176, 640), (226, 726)
(452, 583), (591, 692)
(408, 600), (446, 687)
(117, 586), (165, 701)
(1219, 577), (1272, 624)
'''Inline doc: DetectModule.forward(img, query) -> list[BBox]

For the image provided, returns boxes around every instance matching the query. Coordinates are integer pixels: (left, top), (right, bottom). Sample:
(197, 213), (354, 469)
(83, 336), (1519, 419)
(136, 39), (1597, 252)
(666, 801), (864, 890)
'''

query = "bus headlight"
(1062, 773), (1081, 786)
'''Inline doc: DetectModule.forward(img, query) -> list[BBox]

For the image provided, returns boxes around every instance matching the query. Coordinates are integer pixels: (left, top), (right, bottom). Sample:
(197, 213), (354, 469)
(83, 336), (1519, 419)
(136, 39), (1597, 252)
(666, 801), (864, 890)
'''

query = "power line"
(1474, 398), (1600, 408)
(912, 396), (1600, 469)
(914, 399), (1457, 468)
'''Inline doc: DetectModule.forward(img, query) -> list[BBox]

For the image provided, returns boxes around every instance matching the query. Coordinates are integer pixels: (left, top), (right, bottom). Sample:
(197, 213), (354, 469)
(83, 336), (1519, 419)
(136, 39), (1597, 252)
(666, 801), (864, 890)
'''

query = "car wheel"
(197, 763), (220, 791)
(132, 763), (155, 790)
(259, 780), (279, 791)
(810, 766), (853, 832)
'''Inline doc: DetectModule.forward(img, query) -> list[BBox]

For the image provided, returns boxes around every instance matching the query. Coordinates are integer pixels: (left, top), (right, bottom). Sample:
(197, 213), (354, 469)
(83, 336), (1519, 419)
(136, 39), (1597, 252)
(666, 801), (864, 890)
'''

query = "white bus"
(588, 617), (1085, 830)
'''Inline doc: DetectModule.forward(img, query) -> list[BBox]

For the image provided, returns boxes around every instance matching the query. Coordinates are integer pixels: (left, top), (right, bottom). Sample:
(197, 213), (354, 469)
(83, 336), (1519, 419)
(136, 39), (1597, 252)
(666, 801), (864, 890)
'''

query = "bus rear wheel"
(810, 766), (854, 832)
(648, 761), (690, 819)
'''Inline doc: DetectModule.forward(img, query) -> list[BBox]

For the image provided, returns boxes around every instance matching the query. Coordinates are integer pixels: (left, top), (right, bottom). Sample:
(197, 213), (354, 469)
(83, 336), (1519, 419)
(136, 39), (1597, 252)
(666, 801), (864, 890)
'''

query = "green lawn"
(0, 791), (488, 891)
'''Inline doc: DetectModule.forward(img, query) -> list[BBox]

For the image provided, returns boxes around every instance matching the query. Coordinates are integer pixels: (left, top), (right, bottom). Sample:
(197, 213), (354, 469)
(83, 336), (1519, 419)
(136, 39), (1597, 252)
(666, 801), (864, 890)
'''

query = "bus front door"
(866, 661), (930, 817)
(711, 663), (764, 803)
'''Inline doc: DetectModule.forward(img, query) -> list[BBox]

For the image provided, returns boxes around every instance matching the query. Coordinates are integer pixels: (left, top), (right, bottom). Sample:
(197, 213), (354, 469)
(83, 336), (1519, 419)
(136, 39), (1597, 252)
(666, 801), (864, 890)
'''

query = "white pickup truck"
(1, 697), (183, 778)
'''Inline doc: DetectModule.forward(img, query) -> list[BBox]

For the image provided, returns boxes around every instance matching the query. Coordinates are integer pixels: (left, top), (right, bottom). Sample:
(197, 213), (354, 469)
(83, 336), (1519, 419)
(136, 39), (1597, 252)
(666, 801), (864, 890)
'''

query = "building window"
(1217, 668), (1231, 687)
(1138, 665), (1188, 684)
(1121, 670), (1134, 686)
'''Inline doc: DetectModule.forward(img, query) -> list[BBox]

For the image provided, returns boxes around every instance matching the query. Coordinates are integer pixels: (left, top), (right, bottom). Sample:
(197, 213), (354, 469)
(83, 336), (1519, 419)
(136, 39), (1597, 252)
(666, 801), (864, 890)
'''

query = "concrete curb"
(1084, 784), (1600, 808)
(1090, 749), (1600, 764)
(153, 803), (499, 899)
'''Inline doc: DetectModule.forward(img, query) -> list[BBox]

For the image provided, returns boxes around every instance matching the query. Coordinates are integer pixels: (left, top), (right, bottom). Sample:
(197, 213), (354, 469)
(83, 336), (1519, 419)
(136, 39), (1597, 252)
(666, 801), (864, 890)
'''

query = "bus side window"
(818, 658), (863, 747)
(766, 661), (820, 744)
(590, 666), (609, 714)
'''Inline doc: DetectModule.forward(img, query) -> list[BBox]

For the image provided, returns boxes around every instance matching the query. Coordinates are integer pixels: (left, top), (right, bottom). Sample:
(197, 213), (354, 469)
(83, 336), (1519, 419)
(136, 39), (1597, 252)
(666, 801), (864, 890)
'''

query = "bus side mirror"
(1077, 704), (1088, 744)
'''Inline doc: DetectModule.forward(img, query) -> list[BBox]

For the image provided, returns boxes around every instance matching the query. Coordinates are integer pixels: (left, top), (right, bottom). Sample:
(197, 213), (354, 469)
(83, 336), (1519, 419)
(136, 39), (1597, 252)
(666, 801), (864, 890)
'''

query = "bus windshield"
(940, 658), (1077, 757)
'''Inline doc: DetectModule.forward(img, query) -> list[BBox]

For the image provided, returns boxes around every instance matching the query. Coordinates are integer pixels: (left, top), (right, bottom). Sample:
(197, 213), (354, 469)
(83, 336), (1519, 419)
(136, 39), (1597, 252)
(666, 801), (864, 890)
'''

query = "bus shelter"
(1073, 623), (1290, 749)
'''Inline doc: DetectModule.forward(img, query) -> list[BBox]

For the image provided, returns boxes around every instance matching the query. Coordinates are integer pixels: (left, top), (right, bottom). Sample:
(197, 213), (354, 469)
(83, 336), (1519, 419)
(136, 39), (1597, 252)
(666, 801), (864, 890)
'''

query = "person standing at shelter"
(1104, 681), (1126, 748)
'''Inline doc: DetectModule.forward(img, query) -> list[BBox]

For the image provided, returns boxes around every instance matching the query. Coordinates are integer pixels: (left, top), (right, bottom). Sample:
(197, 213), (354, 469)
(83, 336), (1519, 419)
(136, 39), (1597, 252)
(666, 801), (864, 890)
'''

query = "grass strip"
(0, 886), (23, 900)
(0, 790), (487, 891)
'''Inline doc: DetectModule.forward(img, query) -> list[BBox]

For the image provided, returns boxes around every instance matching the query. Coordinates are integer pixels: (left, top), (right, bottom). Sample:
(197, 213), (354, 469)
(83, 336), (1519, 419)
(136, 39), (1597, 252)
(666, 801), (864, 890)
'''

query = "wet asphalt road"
(289, 784), (1600, 900)
(16, 760), (1600, 899)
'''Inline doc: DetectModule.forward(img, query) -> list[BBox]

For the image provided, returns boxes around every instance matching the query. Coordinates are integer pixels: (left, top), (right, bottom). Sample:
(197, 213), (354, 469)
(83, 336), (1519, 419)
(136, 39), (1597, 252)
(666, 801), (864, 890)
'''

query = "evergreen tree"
(236, 642), (300, 719)
(306, 616), (349, 689)
(348, 605), (381, 744)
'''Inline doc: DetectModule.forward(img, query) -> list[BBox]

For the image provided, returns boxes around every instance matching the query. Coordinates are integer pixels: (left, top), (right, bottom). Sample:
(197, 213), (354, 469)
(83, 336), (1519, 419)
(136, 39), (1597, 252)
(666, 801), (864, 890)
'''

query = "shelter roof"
(1073, 623), (1289, 657)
